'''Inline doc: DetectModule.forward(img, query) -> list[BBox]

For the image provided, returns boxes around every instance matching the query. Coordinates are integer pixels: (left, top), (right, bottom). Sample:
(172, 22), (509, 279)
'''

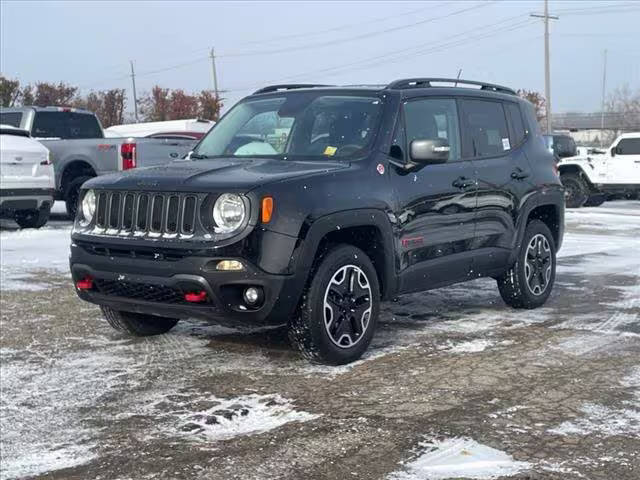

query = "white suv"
(0, 126), (55, 228)
(558, 132), (640, 207)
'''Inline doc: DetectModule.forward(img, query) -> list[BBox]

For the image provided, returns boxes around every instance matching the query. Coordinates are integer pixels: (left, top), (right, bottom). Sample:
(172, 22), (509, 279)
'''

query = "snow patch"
(0, 225), (72, 290)
(387, 437), (530, 480)
(148, 393), (318, 441)
(0, 445), (95, 480)
(444, 339), (494, 353)
(548, 403), (640, 437)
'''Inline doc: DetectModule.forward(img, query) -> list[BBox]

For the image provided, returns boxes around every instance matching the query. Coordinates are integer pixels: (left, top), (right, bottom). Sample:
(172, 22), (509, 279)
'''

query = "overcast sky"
(1, 0), (639, 115)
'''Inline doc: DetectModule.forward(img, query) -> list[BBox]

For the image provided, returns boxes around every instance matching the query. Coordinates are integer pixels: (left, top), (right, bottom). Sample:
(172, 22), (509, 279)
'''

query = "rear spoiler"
(0, 127), (30, 138)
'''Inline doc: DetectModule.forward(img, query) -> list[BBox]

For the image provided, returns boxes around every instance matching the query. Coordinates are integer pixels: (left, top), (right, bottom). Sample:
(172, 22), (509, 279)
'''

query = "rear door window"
(32, 112), (102, 139)
(616, 138), (640, 155)
(0, 112), (22, 128)
(460, 99), (510, 158)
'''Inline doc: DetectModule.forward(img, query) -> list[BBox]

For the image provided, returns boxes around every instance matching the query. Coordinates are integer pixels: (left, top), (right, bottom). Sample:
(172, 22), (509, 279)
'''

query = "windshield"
(194, 93), (382, 160)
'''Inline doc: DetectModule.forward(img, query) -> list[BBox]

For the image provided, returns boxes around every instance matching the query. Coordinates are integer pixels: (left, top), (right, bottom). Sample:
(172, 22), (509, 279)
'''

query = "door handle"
(452, 176), (476, 190)
(511, 168), (530, 180)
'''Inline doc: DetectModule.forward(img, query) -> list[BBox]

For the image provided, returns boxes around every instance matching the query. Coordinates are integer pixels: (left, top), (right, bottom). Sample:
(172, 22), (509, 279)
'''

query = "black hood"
(85, 157), (349, 192)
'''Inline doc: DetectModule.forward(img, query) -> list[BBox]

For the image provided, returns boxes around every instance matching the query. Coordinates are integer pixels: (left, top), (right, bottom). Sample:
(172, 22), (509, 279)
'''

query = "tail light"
(121, 142), (137, 170)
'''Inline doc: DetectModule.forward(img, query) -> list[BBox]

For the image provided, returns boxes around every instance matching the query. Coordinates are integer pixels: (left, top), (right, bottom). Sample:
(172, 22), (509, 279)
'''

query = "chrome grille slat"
(182, 195), (197, 234)
(91, 191), (200, 238)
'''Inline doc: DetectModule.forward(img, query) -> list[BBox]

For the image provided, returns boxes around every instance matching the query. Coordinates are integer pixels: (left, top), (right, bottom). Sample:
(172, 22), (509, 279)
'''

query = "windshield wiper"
(189, 152), (209, 159)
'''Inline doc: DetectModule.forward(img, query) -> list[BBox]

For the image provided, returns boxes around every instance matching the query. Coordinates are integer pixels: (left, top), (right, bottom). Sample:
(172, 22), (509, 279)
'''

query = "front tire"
(289, 244), (380, 365)
(497, 220), (556, 309)
(560, 172), (588, 208)
(101, 306), (179, 336)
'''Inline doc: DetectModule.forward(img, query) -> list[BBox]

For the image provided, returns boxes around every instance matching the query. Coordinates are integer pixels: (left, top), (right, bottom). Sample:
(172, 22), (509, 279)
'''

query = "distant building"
(552, 112), (639, 145)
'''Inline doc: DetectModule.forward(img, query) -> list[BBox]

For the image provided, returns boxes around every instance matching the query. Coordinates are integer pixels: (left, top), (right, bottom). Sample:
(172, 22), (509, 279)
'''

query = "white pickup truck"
(558, 132), (640, 208)
(0, 107), (198, 217)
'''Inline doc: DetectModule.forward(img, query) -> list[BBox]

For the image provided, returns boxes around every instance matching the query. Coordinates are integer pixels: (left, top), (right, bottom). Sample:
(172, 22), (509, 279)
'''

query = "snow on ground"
(548, 403), (640, 437)
(0, 225), (72, 290)
(442, 339), (495, 353)
(1, 200), (639, 479)
(387, 437), (531, 480)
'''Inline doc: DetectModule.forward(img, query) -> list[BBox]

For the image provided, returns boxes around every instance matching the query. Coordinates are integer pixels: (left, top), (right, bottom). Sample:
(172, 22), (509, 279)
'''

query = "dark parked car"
(70, 78), (564, 365)
(543, 133), (577, 160)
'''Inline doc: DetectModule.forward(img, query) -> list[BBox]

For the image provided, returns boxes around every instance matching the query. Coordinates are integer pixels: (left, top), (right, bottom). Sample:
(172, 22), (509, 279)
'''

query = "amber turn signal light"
(261, 196), (274, 223)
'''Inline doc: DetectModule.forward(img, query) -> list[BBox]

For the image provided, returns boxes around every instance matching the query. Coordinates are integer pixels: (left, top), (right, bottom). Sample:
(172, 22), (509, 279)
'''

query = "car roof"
(618, 132), (640, 140)
(0, 106), (94, 114)
(248, 78), (520, 102)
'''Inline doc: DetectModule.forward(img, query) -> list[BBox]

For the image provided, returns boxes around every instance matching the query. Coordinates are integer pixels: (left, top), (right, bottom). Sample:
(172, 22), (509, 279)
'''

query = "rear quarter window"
(0, 112), (22, 128)
(505, 103), (526, 147)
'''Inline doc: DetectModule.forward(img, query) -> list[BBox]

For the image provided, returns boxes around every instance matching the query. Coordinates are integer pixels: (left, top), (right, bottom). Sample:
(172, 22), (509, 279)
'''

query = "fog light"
(216, 260), (244, 271)
(243, 286), (262, 306)
(76, 276), (93, 290)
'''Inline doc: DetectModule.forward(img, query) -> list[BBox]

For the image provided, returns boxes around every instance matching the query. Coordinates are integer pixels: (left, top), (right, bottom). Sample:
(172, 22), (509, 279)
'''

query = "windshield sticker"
(502, 138), (511, 150)
(324, 146), (337, 156)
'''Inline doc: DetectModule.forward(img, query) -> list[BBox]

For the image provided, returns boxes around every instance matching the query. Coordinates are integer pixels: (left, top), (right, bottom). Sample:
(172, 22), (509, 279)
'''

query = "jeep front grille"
(94, 191), (199, 237)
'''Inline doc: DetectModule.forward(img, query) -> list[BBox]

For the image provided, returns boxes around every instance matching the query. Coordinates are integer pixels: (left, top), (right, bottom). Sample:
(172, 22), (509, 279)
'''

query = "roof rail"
(386, 78), (517, 95)
(253, 84), (333, 95)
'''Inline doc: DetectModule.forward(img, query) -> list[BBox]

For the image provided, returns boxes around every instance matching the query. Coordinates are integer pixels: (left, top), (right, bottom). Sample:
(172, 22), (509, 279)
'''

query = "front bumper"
(70, 240), (302, 327)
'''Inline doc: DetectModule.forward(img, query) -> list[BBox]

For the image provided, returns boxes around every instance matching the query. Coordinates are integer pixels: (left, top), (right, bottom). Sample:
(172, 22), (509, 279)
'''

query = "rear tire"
(288, 244), (380, 365)
(65, 175), (93, 218)
(560, 172), (588, 208)
(101, 306), (179, 336)
(15, 206), (51, 229)
(497, 220), (556, 309)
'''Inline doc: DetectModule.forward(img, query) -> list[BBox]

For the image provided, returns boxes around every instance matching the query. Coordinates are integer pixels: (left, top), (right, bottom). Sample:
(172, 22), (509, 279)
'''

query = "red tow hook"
(76, 276), (93, 290)
(184, 291), (208, 303)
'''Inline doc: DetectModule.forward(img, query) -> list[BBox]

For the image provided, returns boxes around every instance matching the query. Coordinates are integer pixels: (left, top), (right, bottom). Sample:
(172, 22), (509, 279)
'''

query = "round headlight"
(81, 189), (96, 222)
(213, 193), (245, 233)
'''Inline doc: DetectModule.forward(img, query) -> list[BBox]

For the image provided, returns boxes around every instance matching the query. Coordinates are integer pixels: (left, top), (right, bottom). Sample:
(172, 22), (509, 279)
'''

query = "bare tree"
(604, 84), (640, 142)
(0, 75), (22, 107)
(32, 82), (78, 106)
(140, 86), (171, 121)
(517, 89), (546, 127)
(198, 90), (223, 121)
(74, 89), (126, 128)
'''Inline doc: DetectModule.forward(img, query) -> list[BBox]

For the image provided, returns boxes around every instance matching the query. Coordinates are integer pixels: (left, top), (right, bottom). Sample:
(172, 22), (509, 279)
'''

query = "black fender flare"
(509, 188), (565, 264)
(292, 208), (398, 299)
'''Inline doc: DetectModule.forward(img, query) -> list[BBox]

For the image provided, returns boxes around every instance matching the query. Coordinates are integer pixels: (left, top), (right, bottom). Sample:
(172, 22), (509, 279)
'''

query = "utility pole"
(600, 49), (607, 147)
(531, 0), (558, 134)
(209, 47), (219, 99)
(130, 60), (139, 123)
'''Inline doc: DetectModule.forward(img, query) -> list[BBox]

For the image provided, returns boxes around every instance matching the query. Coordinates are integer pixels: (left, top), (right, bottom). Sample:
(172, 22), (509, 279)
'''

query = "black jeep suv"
(70, 78), (564, 365)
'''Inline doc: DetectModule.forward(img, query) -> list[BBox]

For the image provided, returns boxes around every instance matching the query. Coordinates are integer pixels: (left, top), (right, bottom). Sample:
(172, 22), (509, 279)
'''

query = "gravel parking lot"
(1, 201), (639, 480)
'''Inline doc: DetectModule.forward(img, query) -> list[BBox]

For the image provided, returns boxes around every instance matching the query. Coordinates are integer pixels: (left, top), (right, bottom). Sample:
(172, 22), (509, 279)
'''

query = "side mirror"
(610, 146), (616, 157)
(410, 139), (450, 164)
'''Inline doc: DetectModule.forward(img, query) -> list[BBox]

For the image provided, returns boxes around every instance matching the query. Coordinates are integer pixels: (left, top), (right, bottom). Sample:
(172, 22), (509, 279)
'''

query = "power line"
(223, 14), (534, 93)
(217, 1), (495, 58)
(236, 2), (454, 46)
